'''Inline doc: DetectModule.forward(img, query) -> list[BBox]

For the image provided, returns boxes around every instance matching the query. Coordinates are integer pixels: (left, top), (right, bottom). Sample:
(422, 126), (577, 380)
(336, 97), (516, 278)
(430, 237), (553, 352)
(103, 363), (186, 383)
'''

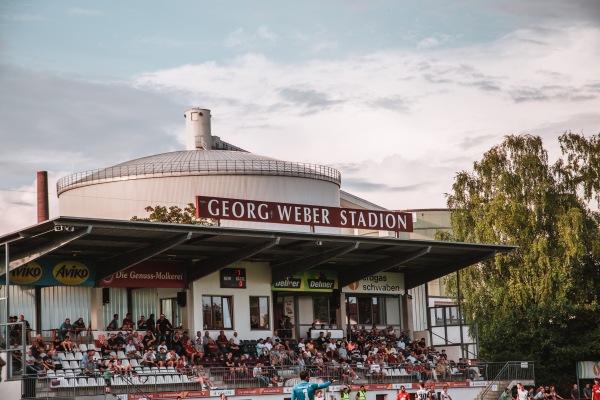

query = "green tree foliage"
(131, 203), (215, 226)
(445, 133), (600, 391)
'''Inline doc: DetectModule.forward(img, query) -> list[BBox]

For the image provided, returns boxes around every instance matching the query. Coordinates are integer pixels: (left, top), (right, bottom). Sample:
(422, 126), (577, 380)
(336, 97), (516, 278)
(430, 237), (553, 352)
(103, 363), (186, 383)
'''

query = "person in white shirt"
(516, 383), (528, 400)
(231, 331), (240, 345)
(440, 386), (452, 400)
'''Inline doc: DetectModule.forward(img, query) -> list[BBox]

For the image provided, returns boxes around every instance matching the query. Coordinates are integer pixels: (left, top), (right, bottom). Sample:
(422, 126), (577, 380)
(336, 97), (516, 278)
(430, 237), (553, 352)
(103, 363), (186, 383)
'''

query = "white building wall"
(59, 175), (340, 233)
(192, 261), (272, 340)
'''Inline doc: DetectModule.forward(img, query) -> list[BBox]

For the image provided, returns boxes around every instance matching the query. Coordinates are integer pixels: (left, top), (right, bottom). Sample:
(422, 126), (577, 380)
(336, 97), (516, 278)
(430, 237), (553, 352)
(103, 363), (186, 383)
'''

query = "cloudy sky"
(1, 1), (599, 235)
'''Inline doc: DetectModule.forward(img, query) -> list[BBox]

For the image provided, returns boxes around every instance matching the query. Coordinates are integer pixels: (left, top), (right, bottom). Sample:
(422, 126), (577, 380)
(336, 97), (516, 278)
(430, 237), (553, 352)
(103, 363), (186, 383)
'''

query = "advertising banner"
(100, 263), (185, 288)
(197, 195), (414, 232)
(342, 272), (404, 295)
(9, 259), (95, 286)
(272, 269), (338, 292)
(577, 361), (600, 379)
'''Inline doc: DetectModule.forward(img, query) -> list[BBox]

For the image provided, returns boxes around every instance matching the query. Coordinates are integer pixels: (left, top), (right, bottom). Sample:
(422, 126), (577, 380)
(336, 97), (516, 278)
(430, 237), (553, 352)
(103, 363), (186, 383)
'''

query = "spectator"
(146, 314), (156, 333)
(571, 384), (580, 400)
(156, 314), (173, 344)
(25, 349), (42, 373)
(253, 361), (270, 387)
(125, 339), (141, 359)
(58, 318), (74, 341)
(142, 330), (156, 350)
(583, 384), (591, 399)
(155, 348), (168, 367)
(216, 330), (229, 354)
(122, 313), (134, 329)
(137, 315), (148, 331)
(72, 317), (86, 342)
(106, 314), (119, 331)
(62, 335), (78, 352)
(142, 349), (156, 367)
(194, 365), (217, 389)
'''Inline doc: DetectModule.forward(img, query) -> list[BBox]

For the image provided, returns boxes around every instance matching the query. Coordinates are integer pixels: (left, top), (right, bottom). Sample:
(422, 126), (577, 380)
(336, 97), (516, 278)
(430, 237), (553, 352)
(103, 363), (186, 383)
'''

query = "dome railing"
(57, 160), (341, 194)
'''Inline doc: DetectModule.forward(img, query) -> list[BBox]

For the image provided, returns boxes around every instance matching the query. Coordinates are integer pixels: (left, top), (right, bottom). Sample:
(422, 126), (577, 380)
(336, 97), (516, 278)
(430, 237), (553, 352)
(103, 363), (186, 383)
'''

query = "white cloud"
(2, 21), (599, 234)
(133, 23), (600, 212)
(417, 34), (453, 49)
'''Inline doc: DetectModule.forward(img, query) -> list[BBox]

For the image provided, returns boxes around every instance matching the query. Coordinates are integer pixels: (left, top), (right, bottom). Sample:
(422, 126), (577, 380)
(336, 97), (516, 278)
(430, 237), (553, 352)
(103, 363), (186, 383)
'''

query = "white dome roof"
(57, 150), (341, 195)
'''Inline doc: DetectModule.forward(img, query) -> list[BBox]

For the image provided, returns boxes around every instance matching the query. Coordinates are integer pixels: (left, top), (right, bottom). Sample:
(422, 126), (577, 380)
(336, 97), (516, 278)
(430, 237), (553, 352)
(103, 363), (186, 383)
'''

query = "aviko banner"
(196, 196), (414, 232)
(10, 259), (95, 286)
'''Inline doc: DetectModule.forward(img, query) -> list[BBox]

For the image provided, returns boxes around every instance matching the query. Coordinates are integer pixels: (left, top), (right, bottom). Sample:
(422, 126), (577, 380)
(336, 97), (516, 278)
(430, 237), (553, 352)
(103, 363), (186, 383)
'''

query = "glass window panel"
(313, 297), (330, 324)
(250, 296), (270, 330)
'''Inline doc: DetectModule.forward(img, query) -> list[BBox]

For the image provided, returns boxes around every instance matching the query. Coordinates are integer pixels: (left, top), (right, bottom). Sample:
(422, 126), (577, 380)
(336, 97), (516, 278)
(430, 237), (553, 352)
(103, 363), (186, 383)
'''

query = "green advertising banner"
(272, 269), (338, 292)
(9, 259), (95, 286)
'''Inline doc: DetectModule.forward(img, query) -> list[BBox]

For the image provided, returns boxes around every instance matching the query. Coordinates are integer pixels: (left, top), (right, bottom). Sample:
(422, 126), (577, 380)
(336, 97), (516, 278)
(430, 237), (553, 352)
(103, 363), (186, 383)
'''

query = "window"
(249, 296), (270, 330)
(346, 296), (386, 325)
(313, 297), (335, 324)
(202, 296), (233, 329)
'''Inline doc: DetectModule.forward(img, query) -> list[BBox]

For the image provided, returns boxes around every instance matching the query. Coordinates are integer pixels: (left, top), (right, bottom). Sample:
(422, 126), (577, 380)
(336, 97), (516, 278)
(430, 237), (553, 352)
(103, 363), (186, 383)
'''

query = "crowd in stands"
(21, 313), (485, 387)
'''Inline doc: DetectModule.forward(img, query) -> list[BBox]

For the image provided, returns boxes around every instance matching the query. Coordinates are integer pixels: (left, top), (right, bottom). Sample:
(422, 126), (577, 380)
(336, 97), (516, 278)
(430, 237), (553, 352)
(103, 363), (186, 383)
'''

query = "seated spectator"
(155, 348), (168, 367)
(205, 338), (219, 357)
(228, 337), (240, 355)
(188, 338), (204, 364)
(42, 354), (56, 372)
(62, 335), (78, 352)
(137, 315), (148, 331)
(25, 349), (42, 373)
(256, 338), (267, 356)
(142, 349), (156, 367)
(122, 313), (134, 330)
(235, 355), (249, 376)
(125, 339), (141, 359)
(115, 359), (133, 375)
(106, 314), (120, 331)
(176, 355), (190, 374)
(253, 361), (270, 387)
(327, 339), (338, 360)
(194, 365), (217, 389)
(100, 340), (114, 360)
(270, 370), (284, 386)
(166, 349), (180, 367)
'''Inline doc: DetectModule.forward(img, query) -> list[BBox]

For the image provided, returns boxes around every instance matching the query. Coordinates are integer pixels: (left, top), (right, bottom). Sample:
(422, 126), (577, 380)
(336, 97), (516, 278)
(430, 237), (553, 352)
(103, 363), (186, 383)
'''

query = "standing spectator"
(501, 387), (514, 400)
(106, 314), (119, 331)
(216, 330), (229, 354)
(156, 314), (173, 344)
(572, 384), (580, 400)
(58, 318), (74, 341)
(143, 330), (156, 350)
(72, 318), (86, 343)
(516, 383), (528, 400)
(583, 384), (591, 399)
(591, 379), (600, 400)
(18, 315), (31, 344)
(146, 314), (156, 333)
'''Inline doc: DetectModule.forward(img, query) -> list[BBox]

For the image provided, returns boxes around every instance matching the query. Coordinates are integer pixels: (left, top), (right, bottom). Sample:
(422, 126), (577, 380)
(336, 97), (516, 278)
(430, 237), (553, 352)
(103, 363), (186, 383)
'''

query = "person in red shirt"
(592, 378), (600, 400)
(397, 385), (410, 400)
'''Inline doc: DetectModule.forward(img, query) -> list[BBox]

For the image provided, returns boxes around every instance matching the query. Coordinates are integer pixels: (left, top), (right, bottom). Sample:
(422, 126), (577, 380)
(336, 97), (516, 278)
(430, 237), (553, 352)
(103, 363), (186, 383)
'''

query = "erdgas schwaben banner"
(196, 196), (414, 232)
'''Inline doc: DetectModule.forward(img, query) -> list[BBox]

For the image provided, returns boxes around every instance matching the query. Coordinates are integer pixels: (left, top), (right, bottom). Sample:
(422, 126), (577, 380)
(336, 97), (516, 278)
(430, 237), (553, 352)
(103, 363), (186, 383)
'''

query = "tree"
(131, 203), (215, 226)
(445, 133), (600, 391)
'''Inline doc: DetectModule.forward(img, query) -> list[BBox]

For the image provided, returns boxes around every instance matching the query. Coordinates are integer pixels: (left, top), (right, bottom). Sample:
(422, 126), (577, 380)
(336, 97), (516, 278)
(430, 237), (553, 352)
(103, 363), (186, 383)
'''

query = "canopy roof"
(0, 217), (514, 290)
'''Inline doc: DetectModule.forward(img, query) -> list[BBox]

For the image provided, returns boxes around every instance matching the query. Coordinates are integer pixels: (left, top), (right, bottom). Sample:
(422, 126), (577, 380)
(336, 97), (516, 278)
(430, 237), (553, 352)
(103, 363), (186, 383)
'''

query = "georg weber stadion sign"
(196, 196), (413, 232)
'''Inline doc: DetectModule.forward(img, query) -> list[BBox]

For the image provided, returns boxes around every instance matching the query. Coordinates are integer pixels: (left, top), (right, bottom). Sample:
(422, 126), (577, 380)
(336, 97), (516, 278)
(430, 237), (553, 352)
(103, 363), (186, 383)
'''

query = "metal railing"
(57, 160), (342, 194)
(23, 362), (458, 398)
(479, 361), (535, 400)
